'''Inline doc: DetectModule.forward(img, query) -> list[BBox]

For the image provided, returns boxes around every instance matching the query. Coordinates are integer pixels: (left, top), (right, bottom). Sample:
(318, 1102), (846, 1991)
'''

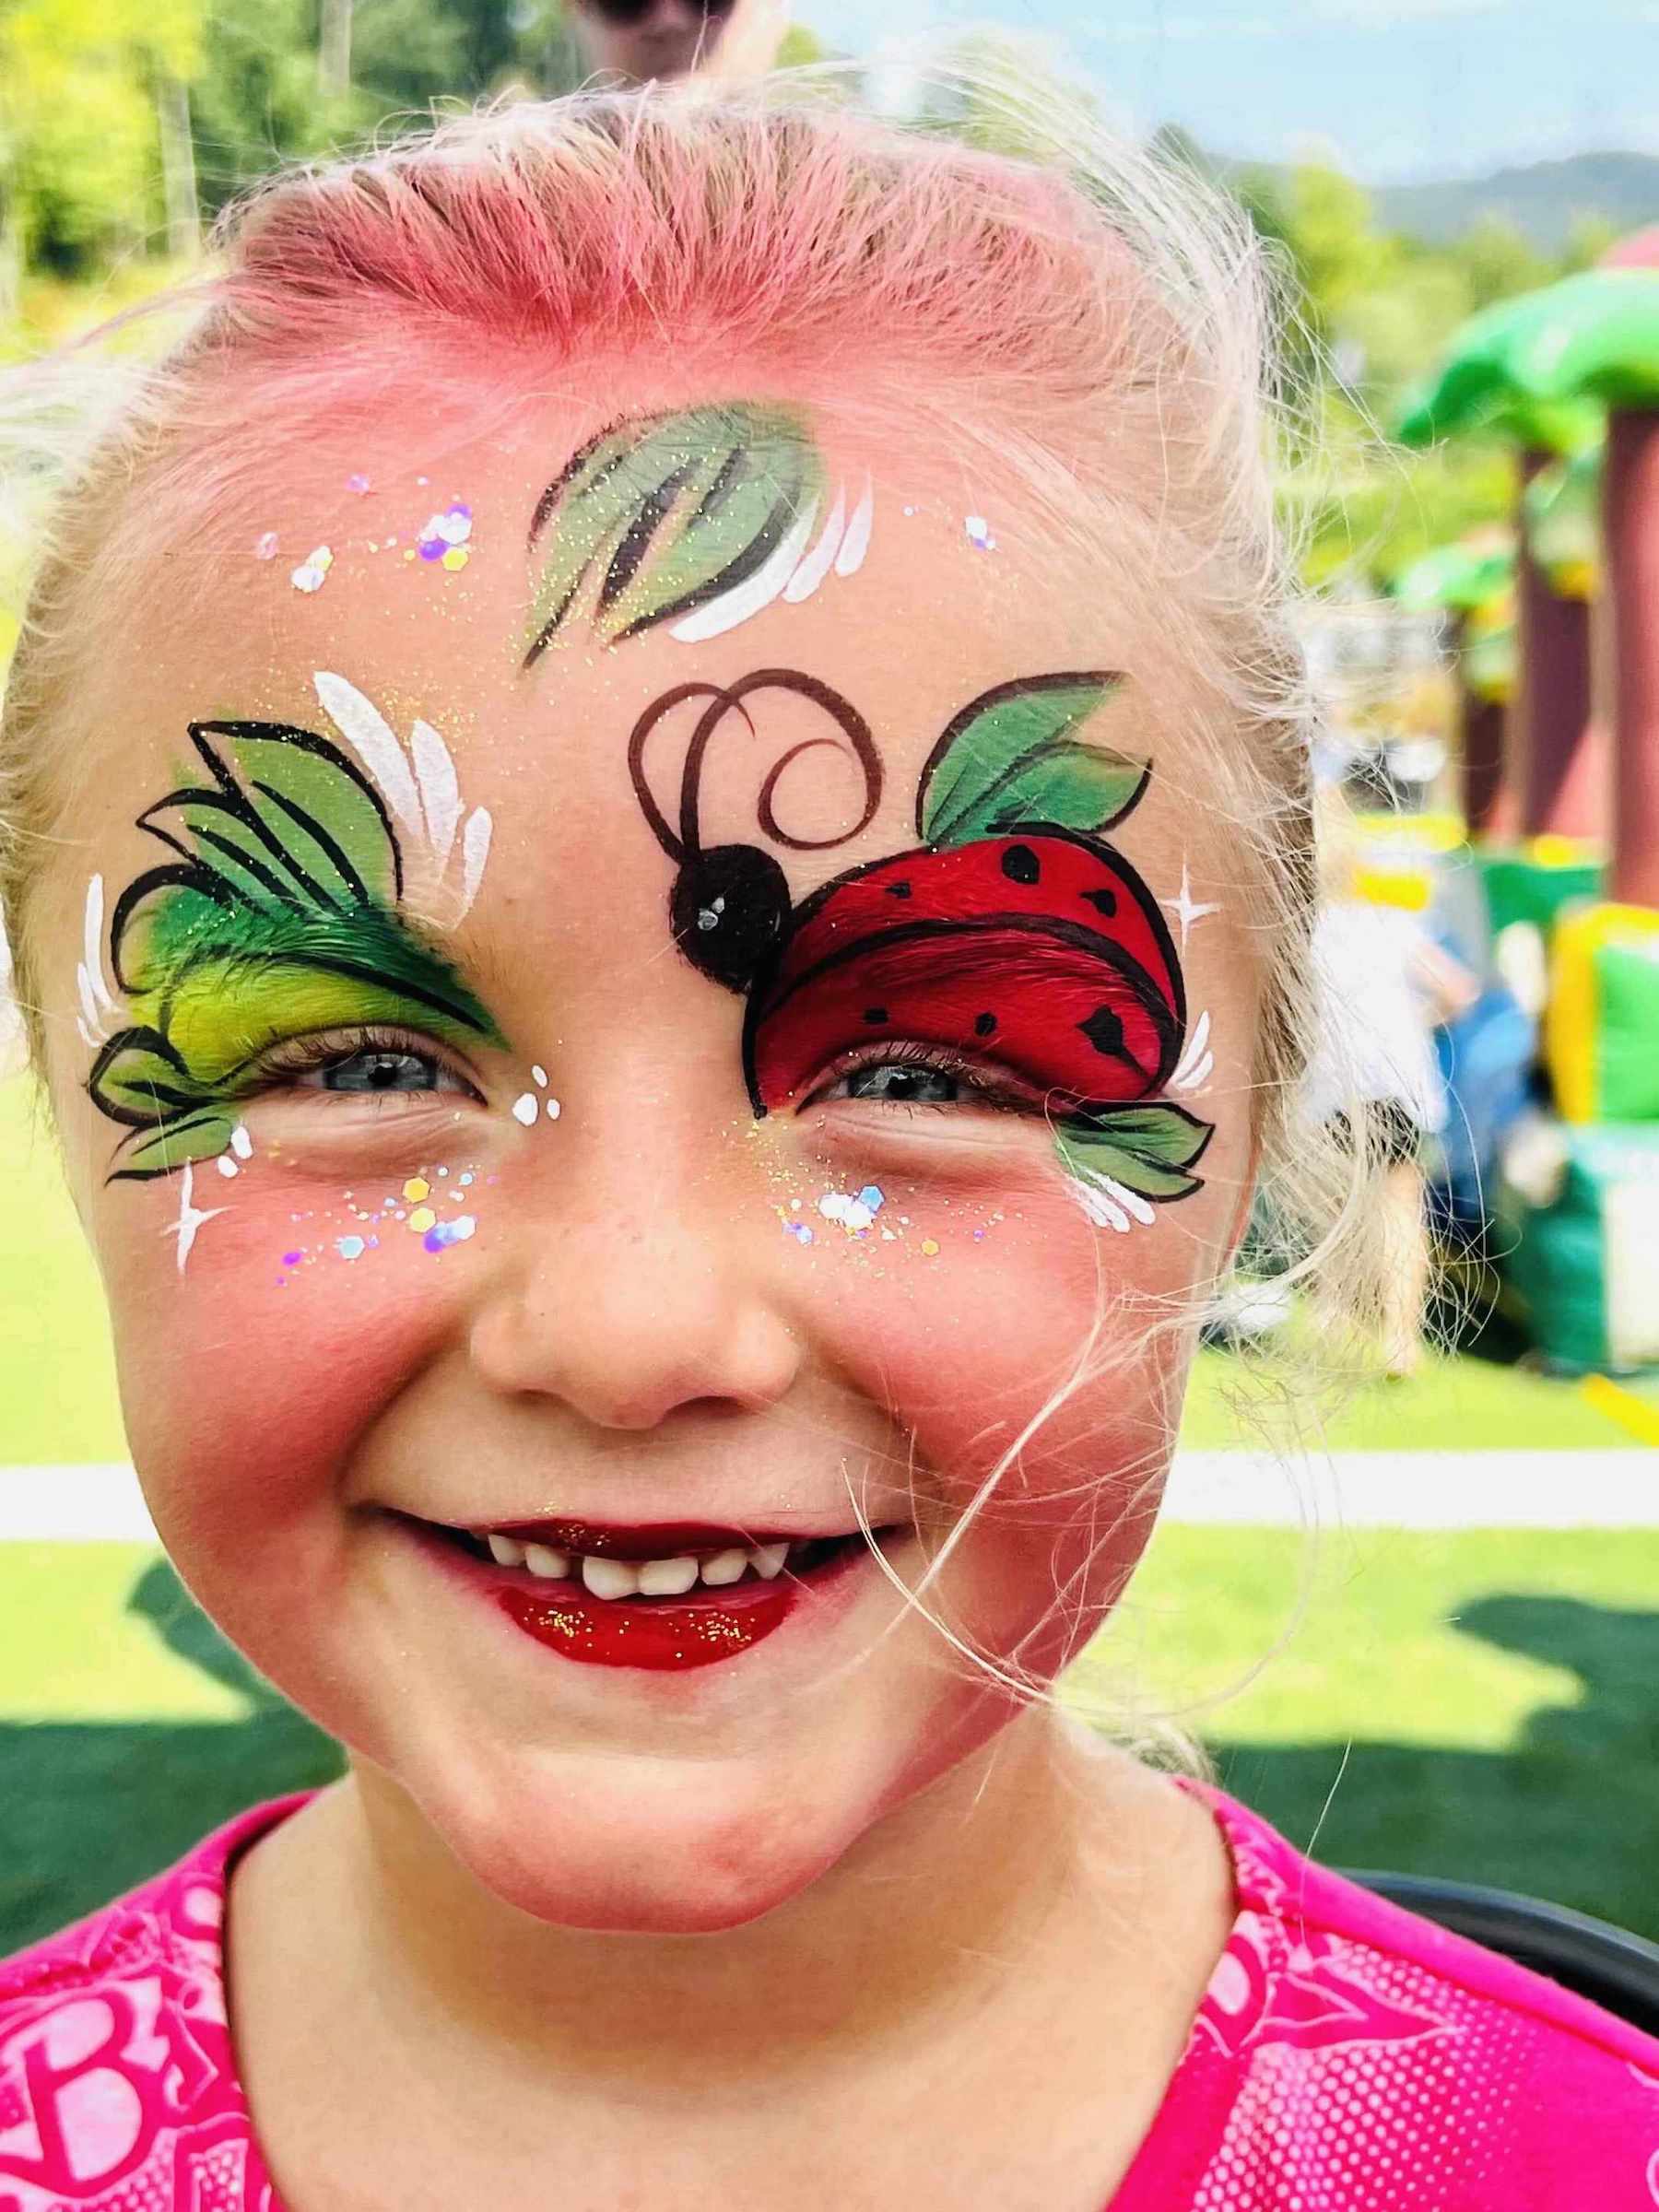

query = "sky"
(791, 0), (1659, 184)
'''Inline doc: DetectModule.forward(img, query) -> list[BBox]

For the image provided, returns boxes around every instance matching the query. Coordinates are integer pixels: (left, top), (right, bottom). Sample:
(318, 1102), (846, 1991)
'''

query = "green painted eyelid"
(86, 715), (507, 1180)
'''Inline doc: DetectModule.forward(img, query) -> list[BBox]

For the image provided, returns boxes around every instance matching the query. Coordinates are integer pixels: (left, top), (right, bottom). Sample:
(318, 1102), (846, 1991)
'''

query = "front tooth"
(637, 1555), (700, 1596)
(524, 1543), (571, 1580)
(700, 1547), (749, 1587)
(582, 1555), (641, 1599)
(487, 1533), (526, 1567)
(748, 1542), (788, 1581)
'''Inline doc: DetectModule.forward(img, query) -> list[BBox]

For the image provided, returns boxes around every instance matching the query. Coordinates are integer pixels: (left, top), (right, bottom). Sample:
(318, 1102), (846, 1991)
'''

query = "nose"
(465, 1117), (802, 1434)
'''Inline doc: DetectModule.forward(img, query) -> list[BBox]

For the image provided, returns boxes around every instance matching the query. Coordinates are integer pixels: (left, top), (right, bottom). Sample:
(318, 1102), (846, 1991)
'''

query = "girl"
(1, 79), (1654, 2212)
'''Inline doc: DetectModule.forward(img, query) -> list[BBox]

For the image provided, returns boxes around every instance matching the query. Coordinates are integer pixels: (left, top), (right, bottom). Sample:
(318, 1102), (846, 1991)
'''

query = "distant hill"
(1375, 153), (1659, 251)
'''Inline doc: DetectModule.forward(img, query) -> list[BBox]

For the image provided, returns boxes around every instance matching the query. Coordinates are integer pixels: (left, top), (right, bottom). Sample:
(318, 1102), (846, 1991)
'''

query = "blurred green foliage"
(0, 5), (1632, 587)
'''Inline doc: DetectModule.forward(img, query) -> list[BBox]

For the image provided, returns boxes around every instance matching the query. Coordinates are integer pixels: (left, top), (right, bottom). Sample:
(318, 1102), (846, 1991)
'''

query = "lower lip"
(418, 1527), (883, 1673)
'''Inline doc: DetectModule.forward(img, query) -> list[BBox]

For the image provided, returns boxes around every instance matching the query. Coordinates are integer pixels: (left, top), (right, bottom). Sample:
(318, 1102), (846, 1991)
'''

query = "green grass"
(0, 1078), (126, 1463)
(0, 1073), (1634, 1466)
(2, 1531), (1657, 1952)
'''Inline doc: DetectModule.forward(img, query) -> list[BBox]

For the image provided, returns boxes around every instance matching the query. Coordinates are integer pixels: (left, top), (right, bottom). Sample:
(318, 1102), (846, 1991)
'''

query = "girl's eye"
(835, 1062), (963, 1106)
(300, 1049), (461, 1096)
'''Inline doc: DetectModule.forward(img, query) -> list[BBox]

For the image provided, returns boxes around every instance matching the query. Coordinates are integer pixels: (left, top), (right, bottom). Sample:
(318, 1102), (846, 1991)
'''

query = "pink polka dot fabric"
(1, 1783), (1656, 2207)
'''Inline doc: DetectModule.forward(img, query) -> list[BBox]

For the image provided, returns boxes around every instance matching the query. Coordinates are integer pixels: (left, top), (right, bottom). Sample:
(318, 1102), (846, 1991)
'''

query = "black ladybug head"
(669, 842), (792, 993)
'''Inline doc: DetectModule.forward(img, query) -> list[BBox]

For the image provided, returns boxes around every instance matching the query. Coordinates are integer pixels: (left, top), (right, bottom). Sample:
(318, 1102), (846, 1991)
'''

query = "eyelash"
(808, 1039), (1042, 1116)
(241, 1025), (479, 1100)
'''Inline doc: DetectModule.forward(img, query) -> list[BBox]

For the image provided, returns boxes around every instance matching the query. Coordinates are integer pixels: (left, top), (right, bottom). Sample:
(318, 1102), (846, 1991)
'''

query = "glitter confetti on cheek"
(290, 546), (334, 594)
(964, 514), (996, 553)
(347, 472), (371, 495)
(253, 532), (278, 561)
(424, 1215), (476, 1253)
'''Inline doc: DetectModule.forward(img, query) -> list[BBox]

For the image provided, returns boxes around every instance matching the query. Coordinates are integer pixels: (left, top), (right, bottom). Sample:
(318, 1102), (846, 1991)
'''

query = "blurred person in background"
(1304, 787), (1478, 1379)
(568, 0), (785, 82)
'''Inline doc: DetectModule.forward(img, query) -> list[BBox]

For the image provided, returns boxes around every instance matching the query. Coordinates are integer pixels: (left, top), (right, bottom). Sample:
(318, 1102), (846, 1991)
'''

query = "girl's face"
(37, 396), (1255, 1932)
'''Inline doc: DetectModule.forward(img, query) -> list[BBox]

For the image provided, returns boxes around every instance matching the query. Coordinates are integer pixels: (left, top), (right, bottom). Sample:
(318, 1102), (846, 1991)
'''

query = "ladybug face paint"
(628, 666), (1215, 1218)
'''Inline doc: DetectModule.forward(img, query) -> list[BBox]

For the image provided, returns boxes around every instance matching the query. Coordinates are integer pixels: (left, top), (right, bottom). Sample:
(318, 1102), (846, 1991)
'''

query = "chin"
(421, 1747), (862, 1935)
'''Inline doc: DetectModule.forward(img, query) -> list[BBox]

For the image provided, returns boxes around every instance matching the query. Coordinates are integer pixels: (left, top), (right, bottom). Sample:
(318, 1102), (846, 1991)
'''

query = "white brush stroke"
(459, 808), (493, 917)
(1172, 1049), (1214, 1095)
(782, 487), (847, 605)
(166, 1162), (227, 1276)
(313, 672), (491, 921)
(669, 497), (821, 643)
(313, 672), (423, 832)
(1090, 1171), (1157, 1226)
(1172, 1007), (1210, 1084)
(75, 874), (120, 1047)
(1072, 1179), (1131, 1233)
(1164, 862), (1221, 951)
(411, 719), (462, 865)
(833, 476), (875, 576)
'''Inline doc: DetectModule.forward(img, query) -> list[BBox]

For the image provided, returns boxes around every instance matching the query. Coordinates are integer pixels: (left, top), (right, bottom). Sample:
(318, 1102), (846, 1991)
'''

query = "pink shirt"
(1, 1782), (1655, 2208)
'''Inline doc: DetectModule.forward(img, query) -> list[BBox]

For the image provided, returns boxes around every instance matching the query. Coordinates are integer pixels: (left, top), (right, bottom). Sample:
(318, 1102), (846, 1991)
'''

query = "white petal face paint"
(833, 476), (875, 577)
(782, 487), (847, 605)
(458, 808), (492, 918)
(312, 673), (493, 922)
(313, 671), (423, 832)
(411, 718), (463, 865)
(76, 874), (119, 1047)
(1072, 1177), (1132, 1234)
(668, 496), (821, 644)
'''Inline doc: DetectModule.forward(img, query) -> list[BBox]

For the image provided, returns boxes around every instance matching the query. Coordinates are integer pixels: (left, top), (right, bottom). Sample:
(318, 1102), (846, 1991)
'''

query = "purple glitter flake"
(282, 1250), (302, 1266)
(423, 1214), (477, 1253)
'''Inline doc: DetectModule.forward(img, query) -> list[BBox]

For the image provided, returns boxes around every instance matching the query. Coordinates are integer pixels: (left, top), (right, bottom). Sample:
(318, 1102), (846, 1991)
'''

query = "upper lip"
(445, 1517), (870, 1559)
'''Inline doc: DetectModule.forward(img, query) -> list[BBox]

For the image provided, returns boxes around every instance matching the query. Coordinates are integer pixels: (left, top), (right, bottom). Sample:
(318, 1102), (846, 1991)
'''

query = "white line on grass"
(1, 1453), (1654, 1541)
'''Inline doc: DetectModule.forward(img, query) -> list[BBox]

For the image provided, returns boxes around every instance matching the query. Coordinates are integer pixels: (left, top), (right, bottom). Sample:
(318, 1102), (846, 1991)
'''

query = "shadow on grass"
(1, 1562), (343, 1953)
(1214, 1593), (1659, 1942)
(4, 1571), (1658, 1953)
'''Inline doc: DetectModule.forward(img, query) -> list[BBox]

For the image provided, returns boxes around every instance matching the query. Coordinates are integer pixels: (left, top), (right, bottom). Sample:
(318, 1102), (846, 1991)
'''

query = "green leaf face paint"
(524, 404), (869, 662)
(81, 689), (504, 1182)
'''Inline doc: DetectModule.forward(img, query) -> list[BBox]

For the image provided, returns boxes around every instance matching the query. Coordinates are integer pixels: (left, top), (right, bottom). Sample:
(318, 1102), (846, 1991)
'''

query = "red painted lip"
(478, 1519), (837, 1559)
(408, 1518), (890, 1674)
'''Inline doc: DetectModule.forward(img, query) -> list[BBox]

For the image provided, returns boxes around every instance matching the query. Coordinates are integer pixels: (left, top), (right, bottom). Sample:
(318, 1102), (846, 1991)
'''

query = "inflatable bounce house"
(1392, 238), (1659, 1375)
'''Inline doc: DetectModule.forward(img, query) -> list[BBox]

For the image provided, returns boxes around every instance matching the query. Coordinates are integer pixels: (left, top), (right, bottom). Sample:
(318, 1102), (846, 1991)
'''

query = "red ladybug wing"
(747, 918), (1179, 1112)
(771, 832), (1180, 1017)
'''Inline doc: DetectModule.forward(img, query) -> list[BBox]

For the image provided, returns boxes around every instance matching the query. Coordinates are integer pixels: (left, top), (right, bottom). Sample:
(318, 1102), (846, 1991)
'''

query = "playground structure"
(1383, 245), (1659, 1376)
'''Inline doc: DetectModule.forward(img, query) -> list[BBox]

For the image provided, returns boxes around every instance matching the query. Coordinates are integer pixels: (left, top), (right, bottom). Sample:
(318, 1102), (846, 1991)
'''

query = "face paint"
(523, 405), (871, 663)
(1163, 860), (1221, 952)
(627, 666), (1216, 1220)
(82, 678), (502, 1182)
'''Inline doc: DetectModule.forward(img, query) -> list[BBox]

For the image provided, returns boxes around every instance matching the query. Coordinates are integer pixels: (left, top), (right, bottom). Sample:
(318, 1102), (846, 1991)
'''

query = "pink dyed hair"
(3, 76), (1300, 1029)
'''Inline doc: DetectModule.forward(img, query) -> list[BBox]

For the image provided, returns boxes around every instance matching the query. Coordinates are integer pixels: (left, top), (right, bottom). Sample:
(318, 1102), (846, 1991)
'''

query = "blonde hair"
(0, 64), (1389, 1762)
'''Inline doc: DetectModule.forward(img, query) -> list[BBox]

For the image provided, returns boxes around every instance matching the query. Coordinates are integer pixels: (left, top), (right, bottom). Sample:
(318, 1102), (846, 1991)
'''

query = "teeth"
(637, 1555), (700, 1596)
(582, 1555), (641, 1600)
(478, 1533), (836, 1591)
(699, 1547), (749, 1587)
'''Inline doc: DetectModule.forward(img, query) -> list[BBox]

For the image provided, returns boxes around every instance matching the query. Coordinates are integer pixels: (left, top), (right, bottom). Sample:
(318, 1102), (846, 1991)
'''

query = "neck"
(283, 1714), (1170, 2105)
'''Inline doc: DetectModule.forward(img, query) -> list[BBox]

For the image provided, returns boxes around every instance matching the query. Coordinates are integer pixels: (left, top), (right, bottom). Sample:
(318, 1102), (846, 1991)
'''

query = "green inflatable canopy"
(1390, 532), (1514, 613)
(1396, 270), (1659, 450)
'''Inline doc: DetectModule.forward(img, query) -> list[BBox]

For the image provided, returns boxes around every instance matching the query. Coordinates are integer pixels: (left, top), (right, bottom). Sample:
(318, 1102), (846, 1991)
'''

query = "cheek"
(800, 1160), (1216, 1666)
(94, 1155), (486, 1550)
